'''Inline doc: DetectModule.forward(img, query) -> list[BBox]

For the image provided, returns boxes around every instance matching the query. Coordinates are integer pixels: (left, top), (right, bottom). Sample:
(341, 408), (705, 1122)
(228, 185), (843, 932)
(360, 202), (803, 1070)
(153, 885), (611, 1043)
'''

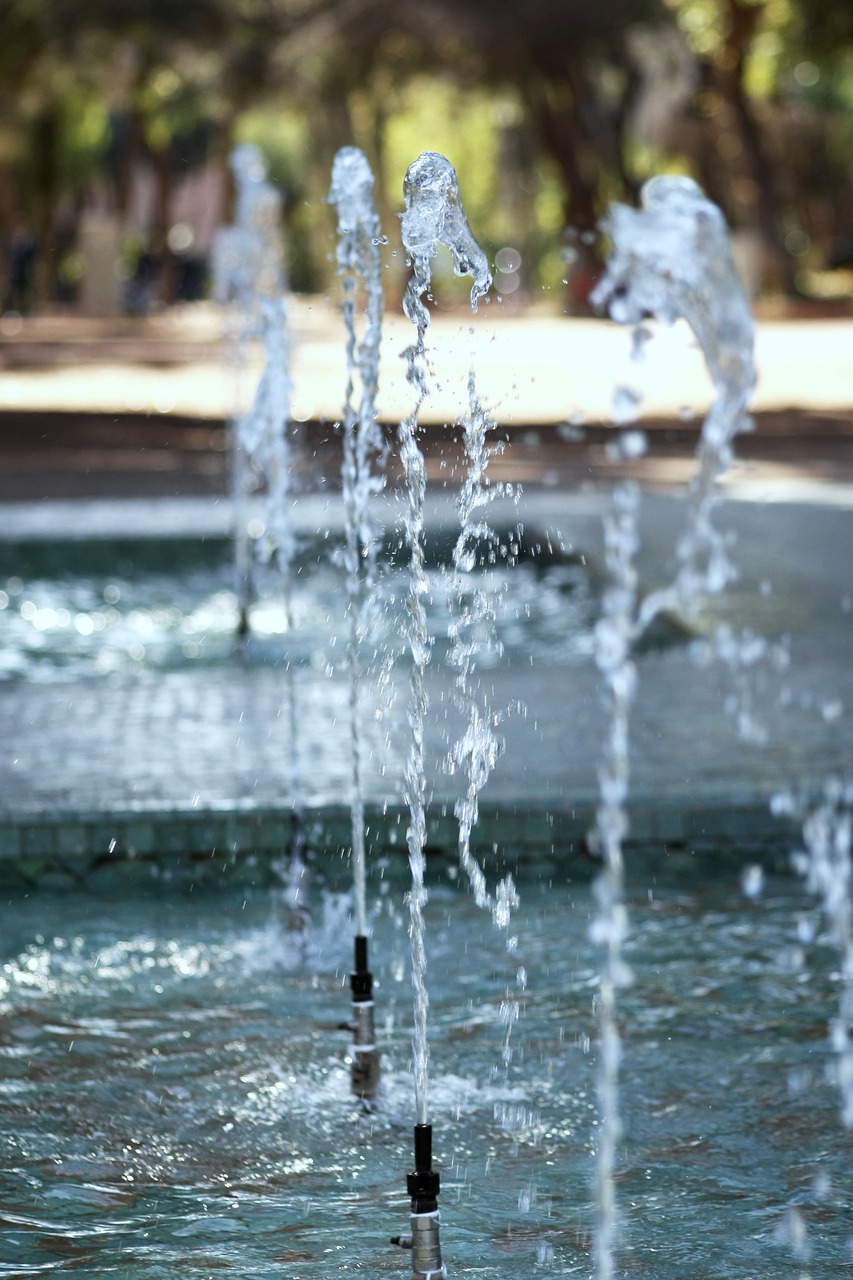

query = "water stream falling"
(589, 174), (757, 1280)
(214, 144), (307, 891)
(240, 294), (306, 883)
(446, 374), (506, 913)
(446, 374), (524, 1069)
(328, 145), (387, 1101)
(593, 175), (756, 636)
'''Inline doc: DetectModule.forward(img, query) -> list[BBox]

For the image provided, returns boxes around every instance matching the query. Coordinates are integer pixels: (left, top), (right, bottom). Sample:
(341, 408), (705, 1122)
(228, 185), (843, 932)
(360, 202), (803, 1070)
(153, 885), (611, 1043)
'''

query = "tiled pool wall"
(0, 797), (800, 892)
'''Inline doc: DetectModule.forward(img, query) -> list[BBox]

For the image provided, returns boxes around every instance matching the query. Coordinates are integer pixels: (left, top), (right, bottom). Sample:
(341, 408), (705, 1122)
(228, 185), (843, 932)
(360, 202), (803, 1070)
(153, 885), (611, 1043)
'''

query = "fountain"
(328, 144), (387, 1103)
(1, 145), (852, 1280)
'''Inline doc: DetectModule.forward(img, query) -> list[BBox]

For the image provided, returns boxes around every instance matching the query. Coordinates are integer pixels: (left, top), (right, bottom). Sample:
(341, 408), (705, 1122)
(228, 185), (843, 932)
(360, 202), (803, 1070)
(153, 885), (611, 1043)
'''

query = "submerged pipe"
(348, 934), (380, 1101)
(391, 1124), (444, 1278)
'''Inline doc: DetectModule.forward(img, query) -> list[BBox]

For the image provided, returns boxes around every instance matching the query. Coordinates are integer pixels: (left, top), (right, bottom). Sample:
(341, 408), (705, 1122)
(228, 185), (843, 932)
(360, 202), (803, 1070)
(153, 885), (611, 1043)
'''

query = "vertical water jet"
(589, 480), (638, 1280)
(392, 150), (491, 1277)
(328, 146), (387, 1100)
(588, 174), (756, 1280)
(212, 143), (287, 638)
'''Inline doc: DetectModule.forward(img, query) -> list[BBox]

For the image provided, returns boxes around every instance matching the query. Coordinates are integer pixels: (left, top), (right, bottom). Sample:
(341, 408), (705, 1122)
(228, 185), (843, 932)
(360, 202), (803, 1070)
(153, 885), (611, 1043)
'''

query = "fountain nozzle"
(407, 1123), (440, 1213)
(391, 1124), (445, 1278)
(347, 934), (380, 1101)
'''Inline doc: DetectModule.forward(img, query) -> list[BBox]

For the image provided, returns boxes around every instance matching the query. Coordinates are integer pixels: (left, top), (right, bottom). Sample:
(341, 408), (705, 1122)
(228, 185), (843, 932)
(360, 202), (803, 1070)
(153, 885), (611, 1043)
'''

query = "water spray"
(391, 1124), (444, 1280)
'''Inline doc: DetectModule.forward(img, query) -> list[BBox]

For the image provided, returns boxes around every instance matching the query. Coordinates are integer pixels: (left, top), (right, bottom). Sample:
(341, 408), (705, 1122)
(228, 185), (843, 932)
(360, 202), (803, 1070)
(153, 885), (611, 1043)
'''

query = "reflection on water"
(1, 866), (851, 1276)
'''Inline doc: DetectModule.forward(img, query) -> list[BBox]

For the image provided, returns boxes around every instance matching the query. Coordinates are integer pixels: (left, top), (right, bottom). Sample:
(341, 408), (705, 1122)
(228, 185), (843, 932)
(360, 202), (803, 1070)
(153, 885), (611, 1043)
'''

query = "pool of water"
(0, 549), (595, 684)
(2, 861), (851, 1277)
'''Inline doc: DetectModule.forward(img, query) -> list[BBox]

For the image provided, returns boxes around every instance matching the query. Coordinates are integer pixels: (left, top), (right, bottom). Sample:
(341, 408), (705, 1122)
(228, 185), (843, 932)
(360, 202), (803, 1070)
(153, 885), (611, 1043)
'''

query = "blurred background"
(1, 0), (852, 318)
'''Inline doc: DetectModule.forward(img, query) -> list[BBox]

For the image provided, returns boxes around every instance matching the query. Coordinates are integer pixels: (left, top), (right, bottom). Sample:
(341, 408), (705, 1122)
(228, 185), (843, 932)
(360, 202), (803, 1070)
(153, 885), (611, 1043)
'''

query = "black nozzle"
(406, 1123), (440, 1213)
(290, 811), (306, 862)
(414, 1122), (432, 1173)
(350, 934), (373, 1001)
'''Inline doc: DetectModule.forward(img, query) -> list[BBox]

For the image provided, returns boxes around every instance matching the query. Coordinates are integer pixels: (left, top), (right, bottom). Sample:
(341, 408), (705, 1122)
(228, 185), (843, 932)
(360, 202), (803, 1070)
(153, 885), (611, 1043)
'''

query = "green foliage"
(55, 85), (110, 193)
(1, 0), (851, 301)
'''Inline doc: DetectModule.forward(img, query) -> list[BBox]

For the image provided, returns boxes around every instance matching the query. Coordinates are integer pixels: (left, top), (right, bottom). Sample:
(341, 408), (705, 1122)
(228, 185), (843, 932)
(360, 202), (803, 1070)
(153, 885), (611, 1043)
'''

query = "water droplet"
(606, 429), (648, 461)
(611, 384), (642, 425)
(741, 864), (764, 899)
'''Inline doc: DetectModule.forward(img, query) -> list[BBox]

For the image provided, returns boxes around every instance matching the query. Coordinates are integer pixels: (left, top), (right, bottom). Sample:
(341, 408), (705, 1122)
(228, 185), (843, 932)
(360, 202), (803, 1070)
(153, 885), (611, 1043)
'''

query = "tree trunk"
(711, 0), (795, 292)
(31, 106), (61, 306)
(152, 140), (175, 306)
(524, 80), (601, 313)
(116, 108), (146, 221)
(0, 162), (26, 310)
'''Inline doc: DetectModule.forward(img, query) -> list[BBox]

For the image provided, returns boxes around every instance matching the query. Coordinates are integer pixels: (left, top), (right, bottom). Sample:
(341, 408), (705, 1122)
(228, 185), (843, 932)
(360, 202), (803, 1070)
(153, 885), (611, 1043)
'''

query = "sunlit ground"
(0, 298), (851, 428)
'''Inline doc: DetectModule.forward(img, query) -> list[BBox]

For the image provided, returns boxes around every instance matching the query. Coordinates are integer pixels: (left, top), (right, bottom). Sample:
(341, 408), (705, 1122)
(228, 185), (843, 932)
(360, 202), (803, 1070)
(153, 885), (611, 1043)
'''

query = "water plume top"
(328, 146), (377, 234)
(401, 151), (492, 323)
(592, 174), (754, 403)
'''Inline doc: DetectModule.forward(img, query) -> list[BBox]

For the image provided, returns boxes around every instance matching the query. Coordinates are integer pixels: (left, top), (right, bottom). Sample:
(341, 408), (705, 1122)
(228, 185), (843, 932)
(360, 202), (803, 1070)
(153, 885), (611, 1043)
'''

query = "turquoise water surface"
(1, 860), (851, 1277)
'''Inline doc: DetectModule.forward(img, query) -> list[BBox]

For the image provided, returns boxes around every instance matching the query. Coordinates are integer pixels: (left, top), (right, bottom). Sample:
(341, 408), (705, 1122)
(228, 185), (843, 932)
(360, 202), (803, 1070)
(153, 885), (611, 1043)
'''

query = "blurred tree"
(777, 0), (853, 279)
(0, 0), (105, 302)
(2, 0), (851, 307)
(0, 0), (287, 303)
(277, 0), (853, 300)
(663, 0), (853, 292)
(270, 0), (666, 308)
